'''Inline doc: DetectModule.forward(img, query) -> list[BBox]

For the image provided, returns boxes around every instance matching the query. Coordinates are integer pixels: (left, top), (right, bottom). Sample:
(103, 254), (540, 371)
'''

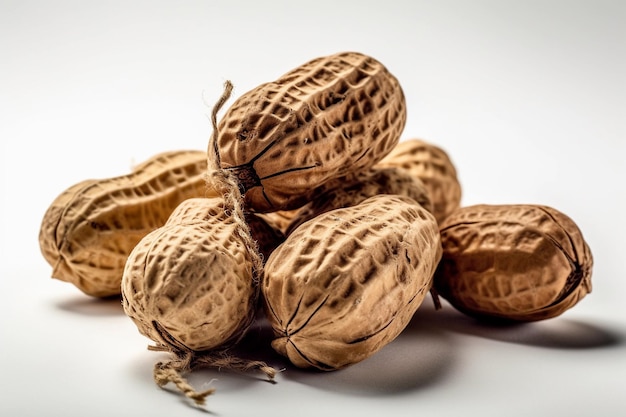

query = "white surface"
(2, 1), (625, 416)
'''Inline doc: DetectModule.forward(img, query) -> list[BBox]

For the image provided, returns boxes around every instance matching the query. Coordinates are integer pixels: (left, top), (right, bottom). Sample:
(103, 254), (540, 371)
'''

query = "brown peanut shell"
(217, 51), (406, 212)
(121, 197), (257, 352)
(434, 204), (593, 322)
(39, 150), (214, 297)
(285, 166), (432, 235)
(263, 194), (442, 371)
(377, 138), (461, 223)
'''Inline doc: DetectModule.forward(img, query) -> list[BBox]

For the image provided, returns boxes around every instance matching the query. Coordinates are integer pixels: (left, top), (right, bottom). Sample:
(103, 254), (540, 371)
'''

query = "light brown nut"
(217, 51), (406, 212)
(377, 138), (461, 223)
(262, 194), (442, 371)
(434, 204), (593, 322)
(121, 197), (257, 352)
(285, 167), (432, 235)
(39, 150), (214, 297)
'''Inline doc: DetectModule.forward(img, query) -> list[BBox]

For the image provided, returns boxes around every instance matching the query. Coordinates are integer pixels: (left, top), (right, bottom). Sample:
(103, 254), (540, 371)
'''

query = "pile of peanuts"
(39, 51), (593, 406)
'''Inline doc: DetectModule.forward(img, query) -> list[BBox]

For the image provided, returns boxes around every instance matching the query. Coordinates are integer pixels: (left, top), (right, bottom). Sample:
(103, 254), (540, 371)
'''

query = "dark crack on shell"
(227, 164), (261, 193)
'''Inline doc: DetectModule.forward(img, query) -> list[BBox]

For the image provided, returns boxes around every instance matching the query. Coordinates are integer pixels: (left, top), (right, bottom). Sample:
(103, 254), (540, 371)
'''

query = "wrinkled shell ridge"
(263, 194), (442, 370)
(435, 204), (592, 321)
(39, 150), (211, 297)
(217, 51), (406, 212)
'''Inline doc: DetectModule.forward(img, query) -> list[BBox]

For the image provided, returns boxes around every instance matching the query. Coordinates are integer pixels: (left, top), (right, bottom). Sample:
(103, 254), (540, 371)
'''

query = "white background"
(2, 1), (625, 416)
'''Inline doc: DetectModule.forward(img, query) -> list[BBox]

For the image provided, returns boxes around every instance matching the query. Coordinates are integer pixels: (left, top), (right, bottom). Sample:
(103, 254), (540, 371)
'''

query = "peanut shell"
(39, 150), (213, 297)
(263, 194), (442, 370)
(285, 166), (432, 235)
(217, 51), (406, 212)
(434, 204), (593, 322)
(377, 138), (461, 223)
(121, 197), (256, 352)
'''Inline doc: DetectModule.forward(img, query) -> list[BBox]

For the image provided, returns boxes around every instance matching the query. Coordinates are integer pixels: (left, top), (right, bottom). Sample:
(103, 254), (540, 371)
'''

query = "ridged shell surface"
(263, 194), (442, 370)
(217, 51), (406, 212)
(39, 150), (212, 297)
(121, 197), (256, 352)
(434, 204), (593, 321)
(285, 167), (432, 235)
(377, 138), (461, 223)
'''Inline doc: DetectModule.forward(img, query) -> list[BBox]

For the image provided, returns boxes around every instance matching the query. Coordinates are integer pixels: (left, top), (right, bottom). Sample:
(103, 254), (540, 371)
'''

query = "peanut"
(121, 197), (257, 352)
(284, 167), (432, 235)
(262, 194), (442, 370)
(434, 204), (593, 322)
(216, 51), (406, 212)
(377, 138), (462, 223)
(121, 195), (276, 405)
(39, 150), (214, 297)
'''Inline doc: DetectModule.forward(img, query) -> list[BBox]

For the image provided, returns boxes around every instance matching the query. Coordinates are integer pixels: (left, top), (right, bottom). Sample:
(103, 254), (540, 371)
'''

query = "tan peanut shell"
(39, 150), (214, 297)
(263, 194), (442, 371)
(217, 51), (406, 212)
(377, 138), (461, 223)
(434, 204), (593, 322)
(285, 166), (433, 235)
(121, 197), (257, 352)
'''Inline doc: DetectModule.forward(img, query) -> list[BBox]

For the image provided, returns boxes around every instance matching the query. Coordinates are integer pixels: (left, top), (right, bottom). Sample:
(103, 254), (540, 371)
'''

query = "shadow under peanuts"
(243, 312), (457, 397)
(54, 293), (125, 316)
(412, 299), (624, 350)
(228, 317), (292, 373)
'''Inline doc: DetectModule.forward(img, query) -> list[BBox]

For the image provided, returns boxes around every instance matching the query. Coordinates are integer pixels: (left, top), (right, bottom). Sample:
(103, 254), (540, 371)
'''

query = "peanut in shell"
(39, 150), (213, 297)
(263, 194), (442, 371)
(377, 138), (461, 223)
(216, 51), (406, 212)
(285, 166), (432, 235)
(434, 204), (593, 322)
(121, 197), (257, 352)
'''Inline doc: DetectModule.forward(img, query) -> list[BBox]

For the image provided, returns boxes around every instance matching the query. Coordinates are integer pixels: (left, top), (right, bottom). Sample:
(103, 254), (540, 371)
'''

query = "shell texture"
(377, 138), (461, 223)
(263, 194), (442, 370)
(121, 197), (256, 352)
(434, 204), (593, 321)
(217, 51), (406, 212)
(39, 150), (211, 297)
(285, 167), (432, 235)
